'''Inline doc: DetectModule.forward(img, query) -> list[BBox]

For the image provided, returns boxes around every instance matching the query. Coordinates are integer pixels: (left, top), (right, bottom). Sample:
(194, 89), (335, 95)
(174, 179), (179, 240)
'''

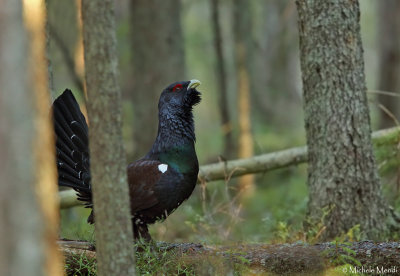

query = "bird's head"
(158, 79), (202, 116)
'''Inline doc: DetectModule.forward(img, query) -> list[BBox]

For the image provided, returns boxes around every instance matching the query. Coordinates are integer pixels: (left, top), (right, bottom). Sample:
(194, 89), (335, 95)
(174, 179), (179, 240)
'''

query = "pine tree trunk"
(0, 2), (44, 275)
(296, 0), (391, 240)
(210, 0), (234, 159)
(377, 0), (400, 129)
(234, 0), (254, 197)
(24, 0), (64, 274)
(81, 0), (136, 275)
(128, 0), (185, 159)
(0, 0), (63, 275)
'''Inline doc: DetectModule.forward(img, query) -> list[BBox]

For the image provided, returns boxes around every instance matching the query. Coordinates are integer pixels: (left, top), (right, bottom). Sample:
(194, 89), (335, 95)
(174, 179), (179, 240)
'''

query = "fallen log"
(59, 127), (400, 209)
(59, 240), (400, 275)
(198, 146), (307, 183)
(198, 126), (399, 182)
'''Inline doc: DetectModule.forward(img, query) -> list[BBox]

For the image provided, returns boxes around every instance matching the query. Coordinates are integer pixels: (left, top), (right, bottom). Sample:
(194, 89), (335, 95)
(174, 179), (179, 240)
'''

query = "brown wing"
(127, 159), (164, 213)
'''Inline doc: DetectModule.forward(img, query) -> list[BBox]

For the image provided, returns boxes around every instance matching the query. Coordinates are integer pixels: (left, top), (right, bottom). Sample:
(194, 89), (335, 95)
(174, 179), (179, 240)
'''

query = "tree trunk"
(0, 0), (63, 275)
(128, 0), (185, 160)
(0, 2), (44, 275)
(81, 0), (136, 275)
(24, 0), (64, 274)
(210, 0), (234, 159)
(377, 0), (400, 129)
(233, 0), (254, 197)
(296, 0), (392, 240)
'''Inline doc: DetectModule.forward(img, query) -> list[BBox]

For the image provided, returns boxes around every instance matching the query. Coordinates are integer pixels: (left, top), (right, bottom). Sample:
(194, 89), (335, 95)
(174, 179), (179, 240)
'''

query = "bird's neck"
(146, 113), (197, 172)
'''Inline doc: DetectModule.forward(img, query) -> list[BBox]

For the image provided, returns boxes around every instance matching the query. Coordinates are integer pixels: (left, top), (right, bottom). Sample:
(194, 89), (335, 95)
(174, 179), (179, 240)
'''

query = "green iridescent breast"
(158, 143), (198, 174)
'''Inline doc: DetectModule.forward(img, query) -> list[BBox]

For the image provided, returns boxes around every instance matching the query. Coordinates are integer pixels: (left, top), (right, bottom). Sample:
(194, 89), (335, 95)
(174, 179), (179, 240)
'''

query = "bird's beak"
(187, 79), (201, 91)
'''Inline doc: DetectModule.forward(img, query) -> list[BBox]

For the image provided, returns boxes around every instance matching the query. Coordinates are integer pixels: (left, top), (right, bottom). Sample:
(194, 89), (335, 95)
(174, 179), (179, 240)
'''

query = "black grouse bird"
(53, 79), (201, 241)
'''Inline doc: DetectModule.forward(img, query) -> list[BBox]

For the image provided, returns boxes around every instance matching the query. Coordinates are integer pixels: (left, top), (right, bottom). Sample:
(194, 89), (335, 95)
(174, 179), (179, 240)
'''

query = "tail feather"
(53, 89), (92, 206)
(71, 121), (88, 145)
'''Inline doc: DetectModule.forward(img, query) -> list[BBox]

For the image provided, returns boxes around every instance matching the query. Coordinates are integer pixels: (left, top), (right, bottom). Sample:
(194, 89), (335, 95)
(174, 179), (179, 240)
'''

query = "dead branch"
(198, 145), (307, 183)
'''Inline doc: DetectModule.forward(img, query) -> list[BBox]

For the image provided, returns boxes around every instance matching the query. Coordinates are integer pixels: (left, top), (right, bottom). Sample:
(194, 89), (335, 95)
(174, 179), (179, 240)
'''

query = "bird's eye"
(172, 84), (183, 92)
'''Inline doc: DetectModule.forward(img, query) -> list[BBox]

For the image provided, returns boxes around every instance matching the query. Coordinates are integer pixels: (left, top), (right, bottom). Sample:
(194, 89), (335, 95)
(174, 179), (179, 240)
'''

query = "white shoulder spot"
(158, 164), (168, 174)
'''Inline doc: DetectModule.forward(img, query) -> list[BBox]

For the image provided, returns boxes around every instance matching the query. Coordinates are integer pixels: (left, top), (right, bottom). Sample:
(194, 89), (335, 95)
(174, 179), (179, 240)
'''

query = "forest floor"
(60, 239), (400, 275)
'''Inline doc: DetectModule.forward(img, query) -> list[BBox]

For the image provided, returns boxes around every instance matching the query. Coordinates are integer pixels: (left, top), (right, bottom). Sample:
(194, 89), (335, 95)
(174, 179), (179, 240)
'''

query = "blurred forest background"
(48, 0), (400, 243)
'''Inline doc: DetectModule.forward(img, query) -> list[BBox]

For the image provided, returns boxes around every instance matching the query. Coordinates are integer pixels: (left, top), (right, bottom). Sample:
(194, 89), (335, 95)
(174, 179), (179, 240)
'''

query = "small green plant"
(324, 238), (362, 267)
(65, 253), (97, 276)
(274, 221), (291, 242)
(340, 224), (362, 242)
(319, 225), (363, 274)
(304, 205), (334, 243)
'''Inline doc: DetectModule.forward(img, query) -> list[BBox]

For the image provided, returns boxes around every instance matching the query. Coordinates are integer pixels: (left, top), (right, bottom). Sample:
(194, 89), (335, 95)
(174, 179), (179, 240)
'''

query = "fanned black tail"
(53, 89), (92, 207)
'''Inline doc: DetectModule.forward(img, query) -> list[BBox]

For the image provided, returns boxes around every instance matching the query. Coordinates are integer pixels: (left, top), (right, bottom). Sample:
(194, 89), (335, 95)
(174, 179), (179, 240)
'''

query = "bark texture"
(81, 0), (135, 275)
(0, 2), (44, 275)
(377, 0), (400, 128)
(129, 0), (185, 159)
(296, 0), (391, 239)
(234, 0), (255, 197)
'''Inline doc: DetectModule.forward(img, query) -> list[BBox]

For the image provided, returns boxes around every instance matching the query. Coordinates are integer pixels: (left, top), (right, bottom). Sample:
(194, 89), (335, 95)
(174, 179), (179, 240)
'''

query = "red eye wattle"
(172, 84), (183, 92)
